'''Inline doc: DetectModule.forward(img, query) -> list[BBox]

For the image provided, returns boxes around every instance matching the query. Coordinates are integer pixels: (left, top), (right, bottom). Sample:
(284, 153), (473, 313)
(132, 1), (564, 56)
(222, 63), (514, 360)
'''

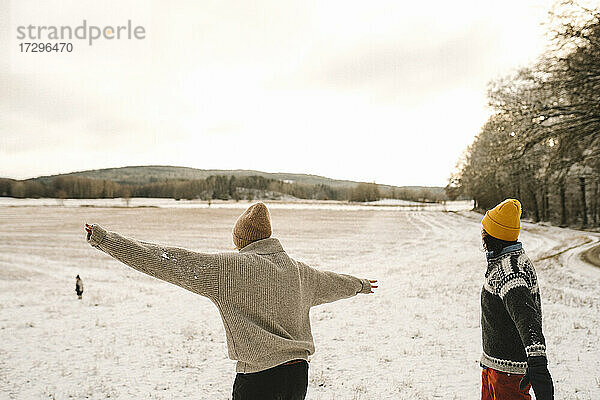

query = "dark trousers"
(232, 360), (308, 400)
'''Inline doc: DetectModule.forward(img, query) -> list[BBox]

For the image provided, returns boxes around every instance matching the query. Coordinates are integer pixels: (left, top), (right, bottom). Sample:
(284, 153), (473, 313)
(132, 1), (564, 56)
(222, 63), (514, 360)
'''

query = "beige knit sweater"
(87, 225), (372, 373)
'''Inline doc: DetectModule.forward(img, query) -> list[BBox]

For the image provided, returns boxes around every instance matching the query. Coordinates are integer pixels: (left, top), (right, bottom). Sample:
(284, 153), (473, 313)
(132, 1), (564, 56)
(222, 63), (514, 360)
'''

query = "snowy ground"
(0, 197), (472, 212)
(0, 203), (599, 399)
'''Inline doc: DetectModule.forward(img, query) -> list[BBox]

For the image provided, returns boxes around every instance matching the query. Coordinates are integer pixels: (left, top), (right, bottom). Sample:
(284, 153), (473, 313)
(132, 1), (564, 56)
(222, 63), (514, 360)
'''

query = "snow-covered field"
(0, 197), (473, 212)
(0, 203), (599, 399)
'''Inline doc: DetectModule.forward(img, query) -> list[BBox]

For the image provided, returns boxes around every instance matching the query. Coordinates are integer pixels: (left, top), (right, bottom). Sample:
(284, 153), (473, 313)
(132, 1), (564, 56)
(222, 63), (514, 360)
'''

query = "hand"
(84, 223), (93, 240)
(519, 356), (554, 400)
(368, 279), (378, 294)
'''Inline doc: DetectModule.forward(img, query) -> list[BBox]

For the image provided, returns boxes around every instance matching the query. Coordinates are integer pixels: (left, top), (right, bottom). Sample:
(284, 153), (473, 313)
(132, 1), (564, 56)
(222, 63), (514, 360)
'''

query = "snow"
(0, 197), (473, 212)
(364, 198), (429, 206)
(0, 203), (599, 399)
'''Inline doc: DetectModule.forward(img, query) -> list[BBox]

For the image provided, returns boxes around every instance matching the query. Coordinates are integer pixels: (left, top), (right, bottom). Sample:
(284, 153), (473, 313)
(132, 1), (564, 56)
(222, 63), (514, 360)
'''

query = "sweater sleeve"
(502, 287), (547, 357)
(299, 262), (371, 307)
(498, 256), (547, 358)
(87, 224), (219, 298)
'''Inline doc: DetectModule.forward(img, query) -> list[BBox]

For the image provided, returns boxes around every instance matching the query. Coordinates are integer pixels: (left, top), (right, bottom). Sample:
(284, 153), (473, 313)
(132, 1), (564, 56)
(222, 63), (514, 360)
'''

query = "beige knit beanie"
(233, 203), (272, 249)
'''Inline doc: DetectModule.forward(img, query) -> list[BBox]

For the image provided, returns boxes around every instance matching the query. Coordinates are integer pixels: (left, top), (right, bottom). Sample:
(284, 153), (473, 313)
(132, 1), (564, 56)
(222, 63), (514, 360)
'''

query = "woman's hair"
(482, 229), (517, 256)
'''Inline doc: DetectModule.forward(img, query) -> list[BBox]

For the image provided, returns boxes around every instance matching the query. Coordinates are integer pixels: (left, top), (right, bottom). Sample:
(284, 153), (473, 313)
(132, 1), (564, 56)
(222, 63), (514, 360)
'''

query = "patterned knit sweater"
(87, 225), (372, 373)
(481, 243), (547, 374)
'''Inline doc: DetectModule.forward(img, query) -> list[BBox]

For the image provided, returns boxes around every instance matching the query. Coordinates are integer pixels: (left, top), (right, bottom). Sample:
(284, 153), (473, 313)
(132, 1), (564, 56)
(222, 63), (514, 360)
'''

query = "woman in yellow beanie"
(479, 199), (554, 400)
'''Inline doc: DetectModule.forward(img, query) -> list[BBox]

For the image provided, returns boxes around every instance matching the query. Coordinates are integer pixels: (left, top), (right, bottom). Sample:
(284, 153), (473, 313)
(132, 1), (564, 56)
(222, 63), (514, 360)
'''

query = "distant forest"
(0, 175), (447, 203)
(448, 1), (600, 228)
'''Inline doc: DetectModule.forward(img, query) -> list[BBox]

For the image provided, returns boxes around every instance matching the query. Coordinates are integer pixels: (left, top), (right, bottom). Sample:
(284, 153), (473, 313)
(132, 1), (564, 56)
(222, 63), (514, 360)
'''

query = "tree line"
(0, 175), (446, 203)
(448, 1), (600, 228)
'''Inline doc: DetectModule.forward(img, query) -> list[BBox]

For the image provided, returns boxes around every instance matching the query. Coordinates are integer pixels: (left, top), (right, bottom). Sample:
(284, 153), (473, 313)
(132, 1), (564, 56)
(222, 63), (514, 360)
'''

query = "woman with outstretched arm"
(85, 202), (377, 400)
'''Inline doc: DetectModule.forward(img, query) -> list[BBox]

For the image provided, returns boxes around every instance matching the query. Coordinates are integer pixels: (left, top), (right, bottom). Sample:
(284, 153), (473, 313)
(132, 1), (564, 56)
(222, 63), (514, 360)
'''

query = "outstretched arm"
(299, 261), (377, 307)
(85, 224), (219, 298)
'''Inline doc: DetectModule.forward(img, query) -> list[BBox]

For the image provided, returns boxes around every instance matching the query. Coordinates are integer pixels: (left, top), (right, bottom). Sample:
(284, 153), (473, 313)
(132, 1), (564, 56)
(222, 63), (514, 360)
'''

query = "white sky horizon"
(1, 0), (561, 186)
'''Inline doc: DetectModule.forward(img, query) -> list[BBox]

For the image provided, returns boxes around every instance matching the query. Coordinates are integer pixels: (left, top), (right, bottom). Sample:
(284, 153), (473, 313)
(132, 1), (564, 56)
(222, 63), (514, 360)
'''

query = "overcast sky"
(1, 0), (557, 186)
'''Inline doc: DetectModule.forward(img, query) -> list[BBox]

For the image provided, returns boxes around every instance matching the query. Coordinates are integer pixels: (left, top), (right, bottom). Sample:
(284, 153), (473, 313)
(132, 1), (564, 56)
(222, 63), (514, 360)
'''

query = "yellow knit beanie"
(481, 199), (522, 241)
(233, 203), (272, 249)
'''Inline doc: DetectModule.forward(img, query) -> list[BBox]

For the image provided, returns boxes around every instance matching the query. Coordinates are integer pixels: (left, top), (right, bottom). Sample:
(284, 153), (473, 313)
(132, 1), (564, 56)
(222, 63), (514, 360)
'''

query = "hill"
(1, 166), (447, 202)
(34, 165), (444, 194)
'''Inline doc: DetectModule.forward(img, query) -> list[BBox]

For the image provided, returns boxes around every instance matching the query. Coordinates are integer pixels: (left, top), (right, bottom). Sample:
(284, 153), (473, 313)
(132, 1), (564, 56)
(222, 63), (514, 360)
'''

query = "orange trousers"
(481, 368), (531, 400)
